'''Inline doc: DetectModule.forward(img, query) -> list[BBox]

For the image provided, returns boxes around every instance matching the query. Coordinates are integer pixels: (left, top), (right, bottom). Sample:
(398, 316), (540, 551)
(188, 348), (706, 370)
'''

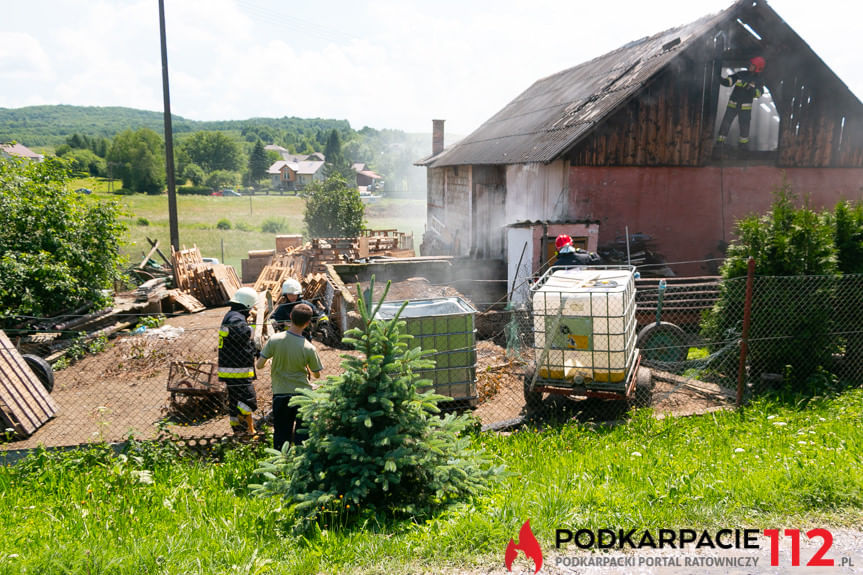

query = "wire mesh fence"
(2, 270), (863, 452)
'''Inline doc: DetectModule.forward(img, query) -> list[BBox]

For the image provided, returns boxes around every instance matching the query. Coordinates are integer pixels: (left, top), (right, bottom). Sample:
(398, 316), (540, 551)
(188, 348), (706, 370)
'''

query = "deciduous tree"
(0, 158), (126, 321)
(303, 175), (365, 238)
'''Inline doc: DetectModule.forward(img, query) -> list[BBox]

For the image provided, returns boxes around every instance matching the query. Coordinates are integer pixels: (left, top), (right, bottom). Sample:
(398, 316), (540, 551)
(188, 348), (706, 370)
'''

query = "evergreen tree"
(248, 139), (269, 184)
(324, 128), (343, 166)
(251, 278), (501, 530)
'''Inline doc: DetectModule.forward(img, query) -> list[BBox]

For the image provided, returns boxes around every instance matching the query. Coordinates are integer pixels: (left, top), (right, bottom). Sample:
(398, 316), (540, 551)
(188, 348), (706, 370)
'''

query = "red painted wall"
(572, 166), (863, 275)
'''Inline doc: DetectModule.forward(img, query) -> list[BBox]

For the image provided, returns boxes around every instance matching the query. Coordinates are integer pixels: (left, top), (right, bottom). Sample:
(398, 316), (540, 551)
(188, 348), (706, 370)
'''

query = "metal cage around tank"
(374, 297), (478, 408)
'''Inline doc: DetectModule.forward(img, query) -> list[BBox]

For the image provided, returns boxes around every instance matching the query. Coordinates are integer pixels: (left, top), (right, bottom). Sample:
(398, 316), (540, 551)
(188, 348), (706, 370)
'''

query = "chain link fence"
(3, 270), (862, 451)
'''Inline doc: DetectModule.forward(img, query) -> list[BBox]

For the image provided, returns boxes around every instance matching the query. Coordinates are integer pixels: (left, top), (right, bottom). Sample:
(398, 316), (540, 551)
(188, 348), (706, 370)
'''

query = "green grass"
(70, 178), (426, 270)
(1, 390), (862, 574)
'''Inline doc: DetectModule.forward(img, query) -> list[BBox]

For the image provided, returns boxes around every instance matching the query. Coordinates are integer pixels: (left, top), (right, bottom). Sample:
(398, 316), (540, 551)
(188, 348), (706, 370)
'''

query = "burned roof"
(423, 0), (862, 167)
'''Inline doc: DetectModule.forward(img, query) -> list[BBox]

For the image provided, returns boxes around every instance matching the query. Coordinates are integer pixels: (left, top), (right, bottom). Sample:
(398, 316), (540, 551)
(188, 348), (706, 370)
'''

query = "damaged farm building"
(417, 0), (863, 297)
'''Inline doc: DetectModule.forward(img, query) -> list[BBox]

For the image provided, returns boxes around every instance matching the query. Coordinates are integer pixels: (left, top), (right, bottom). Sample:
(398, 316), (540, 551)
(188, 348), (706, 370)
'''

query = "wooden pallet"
(172, 246), (242, 307)
(0, 330), (58, 438)
(166, 289), (206, 313)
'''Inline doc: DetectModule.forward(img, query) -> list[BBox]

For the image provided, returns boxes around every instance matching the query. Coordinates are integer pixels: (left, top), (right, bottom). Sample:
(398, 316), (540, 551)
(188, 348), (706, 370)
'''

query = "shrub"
(235, 221), (256, 232)
(177, 185), (212, 196)
(261, 217), (287, 234)
(250, 278), (501, 531)
(0, 158), (126, 321)
(216, 219), (231, 230)
(702, 182), (839, 388)
(136, 217), (150, 226)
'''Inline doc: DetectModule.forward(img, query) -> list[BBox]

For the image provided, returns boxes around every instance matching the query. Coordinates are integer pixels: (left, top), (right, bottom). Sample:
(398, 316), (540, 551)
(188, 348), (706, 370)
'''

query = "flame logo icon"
(505, 519), (543, 573)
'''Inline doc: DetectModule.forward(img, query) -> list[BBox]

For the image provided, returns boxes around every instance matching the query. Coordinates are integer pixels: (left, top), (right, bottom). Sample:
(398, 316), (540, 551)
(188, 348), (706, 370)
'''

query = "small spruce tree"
(251, 278), (501, 529)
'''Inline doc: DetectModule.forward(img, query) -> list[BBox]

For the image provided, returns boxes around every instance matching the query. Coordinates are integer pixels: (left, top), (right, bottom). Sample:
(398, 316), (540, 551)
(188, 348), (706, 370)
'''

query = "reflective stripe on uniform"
(237, 401), (253, 415)
(229, 416), (240, 427)
(739, 137), (750, 143)
(741, 103), (752, 110)
(218, 367), (255, 378)
(727, 101), (738, 109)
(218, 329), (229, 349)
(717, 135), (727, 143)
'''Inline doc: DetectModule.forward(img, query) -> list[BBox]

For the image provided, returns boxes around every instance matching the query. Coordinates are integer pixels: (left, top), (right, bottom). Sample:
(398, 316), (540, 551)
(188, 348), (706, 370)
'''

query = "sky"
(1, 0), (861, 137)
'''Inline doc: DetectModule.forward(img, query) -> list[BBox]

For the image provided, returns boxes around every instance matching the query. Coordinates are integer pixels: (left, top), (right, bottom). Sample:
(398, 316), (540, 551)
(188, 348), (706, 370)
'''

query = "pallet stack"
(254, 245), (310, 299)
(172, 246), (242, 307)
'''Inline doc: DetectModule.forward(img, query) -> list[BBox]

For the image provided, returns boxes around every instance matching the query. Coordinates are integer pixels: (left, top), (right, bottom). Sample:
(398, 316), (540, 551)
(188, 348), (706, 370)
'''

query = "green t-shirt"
(260, 331), (323, 394)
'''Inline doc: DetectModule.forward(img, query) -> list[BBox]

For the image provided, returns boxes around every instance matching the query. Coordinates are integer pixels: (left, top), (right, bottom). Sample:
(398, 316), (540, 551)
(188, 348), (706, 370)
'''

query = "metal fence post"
(737, 257), (756, 406)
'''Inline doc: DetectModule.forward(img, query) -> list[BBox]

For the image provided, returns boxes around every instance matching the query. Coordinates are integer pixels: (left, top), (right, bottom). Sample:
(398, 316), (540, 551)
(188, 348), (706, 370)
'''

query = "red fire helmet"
(555, 234), (573, 251)
(750, 56), (766, 73)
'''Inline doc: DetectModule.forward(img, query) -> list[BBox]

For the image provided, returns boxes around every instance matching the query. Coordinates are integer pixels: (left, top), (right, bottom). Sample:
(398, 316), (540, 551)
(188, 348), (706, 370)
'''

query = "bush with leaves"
(250, 278), (502, 530)
(303, 175), (365, 238)
(0, 157), (126, 322)
(702, 182), (839, 388)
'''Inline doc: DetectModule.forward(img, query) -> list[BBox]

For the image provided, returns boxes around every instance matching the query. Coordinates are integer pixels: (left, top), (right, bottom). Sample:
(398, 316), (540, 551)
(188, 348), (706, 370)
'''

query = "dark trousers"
(718, 105), (752, 144)
(272, 394), (307, 451)
(224, 380), (257, 417)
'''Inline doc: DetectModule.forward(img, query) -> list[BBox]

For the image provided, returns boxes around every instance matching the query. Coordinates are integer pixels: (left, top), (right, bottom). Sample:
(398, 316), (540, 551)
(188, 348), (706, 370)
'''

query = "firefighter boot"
(241, 413), (257, 437)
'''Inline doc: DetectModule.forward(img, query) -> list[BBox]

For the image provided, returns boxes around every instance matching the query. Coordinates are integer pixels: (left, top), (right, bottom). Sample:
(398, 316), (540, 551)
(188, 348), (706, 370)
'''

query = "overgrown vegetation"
(1, 389), (861, 573)
(251, 279), (501, 530)
(0, 158), (126, 321)
(703, 182), (863, 389)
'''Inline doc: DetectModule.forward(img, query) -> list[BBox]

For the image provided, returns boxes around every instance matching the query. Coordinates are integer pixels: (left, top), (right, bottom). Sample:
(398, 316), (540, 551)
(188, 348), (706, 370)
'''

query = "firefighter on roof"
(716, 56), (766, 149)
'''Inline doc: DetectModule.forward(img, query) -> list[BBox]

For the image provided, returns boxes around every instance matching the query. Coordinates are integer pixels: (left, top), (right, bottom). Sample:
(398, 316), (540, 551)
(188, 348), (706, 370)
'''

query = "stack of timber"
(0, 330), (58, 438)
(254, 245), (310, 299)
(302, 273), (336, 314)
(360, 229), (414, 255)
(172, 246), (242, 307)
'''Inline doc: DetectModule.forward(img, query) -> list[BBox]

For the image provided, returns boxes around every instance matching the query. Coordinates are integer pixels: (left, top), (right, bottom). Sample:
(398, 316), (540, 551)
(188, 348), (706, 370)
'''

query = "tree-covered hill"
(0, 105), (430, 194)
(0, 105), (351, 148)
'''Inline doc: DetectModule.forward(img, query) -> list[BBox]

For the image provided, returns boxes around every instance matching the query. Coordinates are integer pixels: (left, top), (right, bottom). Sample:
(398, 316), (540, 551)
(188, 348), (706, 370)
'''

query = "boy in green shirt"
(256, 303), (323, 451)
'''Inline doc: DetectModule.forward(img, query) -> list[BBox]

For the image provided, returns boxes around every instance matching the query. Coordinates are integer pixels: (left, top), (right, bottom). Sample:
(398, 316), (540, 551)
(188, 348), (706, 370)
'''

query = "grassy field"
(70, 177), (426, 271)
(1, 390), (861, 574)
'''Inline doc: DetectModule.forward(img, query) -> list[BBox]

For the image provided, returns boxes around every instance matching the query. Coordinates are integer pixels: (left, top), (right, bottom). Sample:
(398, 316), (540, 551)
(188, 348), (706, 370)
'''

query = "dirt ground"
(3, 280), (732, 450)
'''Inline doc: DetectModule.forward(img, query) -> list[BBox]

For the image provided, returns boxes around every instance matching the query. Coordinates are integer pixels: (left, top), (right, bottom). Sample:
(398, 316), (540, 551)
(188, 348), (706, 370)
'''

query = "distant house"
(264, 144), (327, 165)
(1, 142), (43, 162)
(352, 163), (383, 190)
(267, 159), (326, 190)
(417, 0), (863, 299)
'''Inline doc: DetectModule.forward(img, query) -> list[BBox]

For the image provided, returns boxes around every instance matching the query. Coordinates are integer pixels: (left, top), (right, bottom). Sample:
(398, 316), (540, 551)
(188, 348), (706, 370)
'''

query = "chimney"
(432, 119), (445, 156)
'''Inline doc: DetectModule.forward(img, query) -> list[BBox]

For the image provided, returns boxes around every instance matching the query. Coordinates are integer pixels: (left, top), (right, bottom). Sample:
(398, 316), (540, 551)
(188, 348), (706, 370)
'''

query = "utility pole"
(159, 0), (180, 251)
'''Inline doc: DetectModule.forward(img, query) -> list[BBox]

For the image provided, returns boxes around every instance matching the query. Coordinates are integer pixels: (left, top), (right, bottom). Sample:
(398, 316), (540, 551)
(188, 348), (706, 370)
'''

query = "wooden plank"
(0, 346), (43, 432)
(139, 239), (161, 269)
(0, 331), (58, 437)
(0, 331), (57, 416)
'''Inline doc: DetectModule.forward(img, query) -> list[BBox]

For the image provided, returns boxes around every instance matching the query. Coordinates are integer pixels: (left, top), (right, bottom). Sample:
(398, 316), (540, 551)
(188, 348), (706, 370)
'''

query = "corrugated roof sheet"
(426, 6), (731, 167)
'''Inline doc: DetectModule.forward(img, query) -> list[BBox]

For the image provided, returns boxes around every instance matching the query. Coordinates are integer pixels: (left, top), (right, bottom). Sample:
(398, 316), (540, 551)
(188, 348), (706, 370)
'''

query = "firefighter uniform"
(717, 70), (763, 148)
(270, 299), (329, 340)
(218, 306), (258, 434)
(555, 247), (602, 267)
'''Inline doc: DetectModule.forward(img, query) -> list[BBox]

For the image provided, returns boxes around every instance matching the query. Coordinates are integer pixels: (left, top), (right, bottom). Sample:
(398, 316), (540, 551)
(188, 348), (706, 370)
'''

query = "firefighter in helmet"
(554, 234), (601, 267)
(717, 56), (766, 149)
(218, 287), (259, 436)
(269, 278), (330, 340)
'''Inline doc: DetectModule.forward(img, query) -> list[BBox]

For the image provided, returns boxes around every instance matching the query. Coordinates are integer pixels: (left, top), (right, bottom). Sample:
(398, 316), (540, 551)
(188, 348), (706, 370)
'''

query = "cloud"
(0, 32), (54, 80)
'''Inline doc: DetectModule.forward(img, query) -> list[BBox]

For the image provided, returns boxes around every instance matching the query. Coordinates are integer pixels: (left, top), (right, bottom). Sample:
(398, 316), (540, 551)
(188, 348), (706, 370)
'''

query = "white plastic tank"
(531, 267), (636, 384)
